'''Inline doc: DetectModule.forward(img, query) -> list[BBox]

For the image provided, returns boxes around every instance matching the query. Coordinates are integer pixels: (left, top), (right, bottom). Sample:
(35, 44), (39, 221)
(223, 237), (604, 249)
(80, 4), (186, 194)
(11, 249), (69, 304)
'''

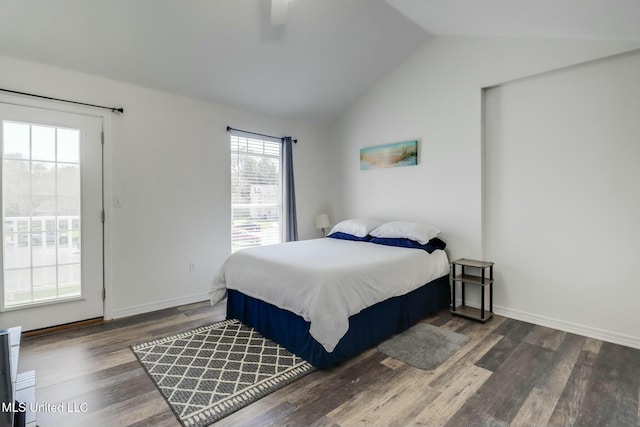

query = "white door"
(0, 103), (103, 331)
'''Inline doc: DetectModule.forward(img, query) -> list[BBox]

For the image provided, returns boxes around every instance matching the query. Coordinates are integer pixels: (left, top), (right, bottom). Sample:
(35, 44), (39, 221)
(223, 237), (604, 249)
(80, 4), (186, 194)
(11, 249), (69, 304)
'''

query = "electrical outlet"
(189, 261), (196, 273)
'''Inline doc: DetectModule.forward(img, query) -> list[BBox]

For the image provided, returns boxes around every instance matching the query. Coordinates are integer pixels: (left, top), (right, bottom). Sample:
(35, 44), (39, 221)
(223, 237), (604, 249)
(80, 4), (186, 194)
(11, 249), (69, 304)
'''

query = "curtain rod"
(0, 88), (124, 114)
(226, 126), (297, 143)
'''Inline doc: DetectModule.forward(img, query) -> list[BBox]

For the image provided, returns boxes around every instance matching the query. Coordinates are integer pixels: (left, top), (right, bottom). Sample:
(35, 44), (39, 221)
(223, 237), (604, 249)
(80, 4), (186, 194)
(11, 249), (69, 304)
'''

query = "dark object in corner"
(0, 331), (13, 427)
(12, 404), (25, 427)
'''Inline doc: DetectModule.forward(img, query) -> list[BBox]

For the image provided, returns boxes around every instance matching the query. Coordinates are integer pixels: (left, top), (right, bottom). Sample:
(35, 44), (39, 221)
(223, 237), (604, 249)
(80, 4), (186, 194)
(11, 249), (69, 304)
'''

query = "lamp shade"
(315, 214), (330, 229)
(271, 0), (288, 26)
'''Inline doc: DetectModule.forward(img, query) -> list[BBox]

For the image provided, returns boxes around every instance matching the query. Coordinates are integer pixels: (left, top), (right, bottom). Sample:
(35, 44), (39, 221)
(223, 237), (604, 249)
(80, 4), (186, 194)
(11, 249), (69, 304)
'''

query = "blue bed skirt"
(226, 274), (450, 369)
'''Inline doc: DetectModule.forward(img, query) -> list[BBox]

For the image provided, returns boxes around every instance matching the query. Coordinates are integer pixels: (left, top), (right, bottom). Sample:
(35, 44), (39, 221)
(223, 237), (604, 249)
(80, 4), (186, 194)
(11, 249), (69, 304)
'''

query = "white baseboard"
(110, 293), (210, 320)
(494, 305), (640, 350)
(112, 294), (640, 350)
(454, 298), (640, 350)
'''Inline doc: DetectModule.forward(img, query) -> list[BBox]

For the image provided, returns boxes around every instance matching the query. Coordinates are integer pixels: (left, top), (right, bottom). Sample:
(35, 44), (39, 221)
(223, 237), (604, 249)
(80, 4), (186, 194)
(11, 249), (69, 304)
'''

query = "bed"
(210, 228), (450, 369)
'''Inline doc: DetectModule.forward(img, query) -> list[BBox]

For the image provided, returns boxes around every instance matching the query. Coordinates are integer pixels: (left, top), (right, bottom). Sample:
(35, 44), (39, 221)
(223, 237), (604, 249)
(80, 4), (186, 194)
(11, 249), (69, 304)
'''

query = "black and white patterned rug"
(132, 319), (315, 426)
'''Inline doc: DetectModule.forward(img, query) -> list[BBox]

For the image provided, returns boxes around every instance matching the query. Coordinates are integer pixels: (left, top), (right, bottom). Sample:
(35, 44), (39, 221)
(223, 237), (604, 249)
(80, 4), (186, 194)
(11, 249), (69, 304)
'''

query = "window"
(230, 135), (282, 252)
(2, 120), (82, 307)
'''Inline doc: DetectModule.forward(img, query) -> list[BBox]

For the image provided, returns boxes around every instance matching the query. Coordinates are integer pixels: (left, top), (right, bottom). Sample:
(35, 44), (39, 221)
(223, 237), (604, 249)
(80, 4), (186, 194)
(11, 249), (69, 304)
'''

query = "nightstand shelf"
(450, 258), (494, 323)
(452, 274), (493, 286)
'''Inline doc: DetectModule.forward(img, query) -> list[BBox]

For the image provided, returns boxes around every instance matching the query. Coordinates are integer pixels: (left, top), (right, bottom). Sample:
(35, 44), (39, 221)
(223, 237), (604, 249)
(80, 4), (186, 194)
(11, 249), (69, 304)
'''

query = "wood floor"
(19, 301), (640, 427)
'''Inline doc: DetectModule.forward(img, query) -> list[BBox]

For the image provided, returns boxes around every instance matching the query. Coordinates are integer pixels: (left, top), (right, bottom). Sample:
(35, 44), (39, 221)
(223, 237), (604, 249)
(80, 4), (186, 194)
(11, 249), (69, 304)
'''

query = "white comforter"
(210, 238), (450, 352)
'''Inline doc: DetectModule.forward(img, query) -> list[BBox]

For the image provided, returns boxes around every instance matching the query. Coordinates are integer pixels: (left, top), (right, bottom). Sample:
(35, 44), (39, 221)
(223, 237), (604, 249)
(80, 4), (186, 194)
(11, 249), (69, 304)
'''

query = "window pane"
(30, 232), (43, 248)
(31, 196), (56, 217)
(2, 122), (30, 160)
(230, 136), (282, 252)
(57, 163), (80, 196)
(57, 196), (80, 216)
(58, 232), (80, 264)
(3, 159), (30, 207)
(57, 128), (80, 163)
(33, 266), (57, 302)
(58, 264), (81, 298)
(17, 232), (28, 248)
(3, 233), (30, 269)
(3, 269), (31, 307)
(31, 125), (56, 161)
(32, 234), (56, 266)
(3, 196), (30, 218)
(32, 161), (56, 196)
(31, 221), (42, 233)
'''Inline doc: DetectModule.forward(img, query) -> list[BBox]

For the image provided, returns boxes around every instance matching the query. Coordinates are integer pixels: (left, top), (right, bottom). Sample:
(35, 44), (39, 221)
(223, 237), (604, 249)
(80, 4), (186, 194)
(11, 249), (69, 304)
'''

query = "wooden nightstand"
(450, 258), (494, 322)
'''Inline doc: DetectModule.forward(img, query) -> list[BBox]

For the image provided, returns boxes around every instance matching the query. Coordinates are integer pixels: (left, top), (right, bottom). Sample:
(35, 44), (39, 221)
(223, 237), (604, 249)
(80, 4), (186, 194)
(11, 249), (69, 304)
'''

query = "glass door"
(0, 103), (103, 330)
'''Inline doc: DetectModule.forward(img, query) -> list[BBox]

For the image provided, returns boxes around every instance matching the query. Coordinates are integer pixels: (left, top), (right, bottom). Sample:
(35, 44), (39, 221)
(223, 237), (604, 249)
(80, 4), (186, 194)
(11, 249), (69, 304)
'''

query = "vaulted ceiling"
(0, 0), (638, 123)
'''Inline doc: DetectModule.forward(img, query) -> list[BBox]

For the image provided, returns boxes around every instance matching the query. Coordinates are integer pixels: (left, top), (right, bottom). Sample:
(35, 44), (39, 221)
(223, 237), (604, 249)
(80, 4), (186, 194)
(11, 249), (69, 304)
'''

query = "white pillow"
(369, 221), (441, 244)
(328, 218), (383, 238)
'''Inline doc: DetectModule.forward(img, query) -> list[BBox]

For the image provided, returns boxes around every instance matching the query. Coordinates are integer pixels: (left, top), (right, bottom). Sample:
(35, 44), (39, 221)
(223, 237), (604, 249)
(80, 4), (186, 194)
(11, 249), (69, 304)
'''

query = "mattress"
(210, 238), (450, 352)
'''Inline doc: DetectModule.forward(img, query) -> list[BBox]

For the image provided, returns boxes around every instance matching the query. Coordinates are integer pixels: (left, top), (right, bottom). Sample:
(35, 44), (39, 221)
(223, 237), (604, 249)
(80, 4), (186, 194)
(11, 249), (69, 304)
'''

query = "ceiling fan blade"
(271, 0), (288, 26)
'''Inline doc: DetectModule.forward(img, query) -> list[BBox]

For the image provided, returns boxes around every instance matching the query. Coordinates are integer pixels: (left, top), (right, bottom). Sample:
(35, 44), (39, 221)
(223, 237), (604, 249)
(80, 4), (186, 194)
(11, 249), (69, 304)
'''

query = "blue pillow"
(327, 232), (371, 242)
(369, 237), (446, 253)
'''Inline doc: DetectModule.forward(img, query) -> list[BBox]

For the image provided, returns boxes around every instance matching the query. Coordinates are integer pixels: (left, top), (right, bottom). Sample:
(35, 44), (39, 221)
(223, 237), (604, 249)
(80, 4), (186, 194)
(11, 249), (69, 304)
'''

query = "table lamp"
(315, 214), (330, 237)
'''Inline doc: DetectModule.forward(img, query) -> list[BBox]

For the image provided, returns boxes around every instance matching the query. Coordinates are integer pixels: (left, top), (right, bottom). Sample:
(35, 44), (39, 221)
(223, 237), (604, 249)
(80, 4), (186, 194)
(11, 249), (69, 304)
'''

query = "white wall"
(0, 55), (330, 322)
(331, 36), (639, 345)
(485, 50), (640, 347)
(332, 37), (638, 258)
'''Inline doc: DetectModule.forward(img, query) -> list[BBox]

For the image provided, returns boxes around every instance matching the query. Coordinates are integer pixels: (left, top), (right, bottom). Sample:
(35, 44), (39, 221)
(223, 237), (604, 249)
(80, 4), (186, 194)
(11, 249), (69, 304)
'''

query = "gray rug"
(378, 323), (469, 370)
(132, 319), (314, 427)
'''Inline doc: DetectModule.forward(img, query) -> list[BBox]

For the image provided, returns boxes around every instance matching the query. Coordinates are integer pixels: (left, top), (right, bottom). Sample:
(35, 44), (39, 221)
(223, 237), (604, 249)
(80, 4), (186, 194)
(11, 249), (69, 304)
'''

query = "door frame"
(0, 92), (114, 321)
